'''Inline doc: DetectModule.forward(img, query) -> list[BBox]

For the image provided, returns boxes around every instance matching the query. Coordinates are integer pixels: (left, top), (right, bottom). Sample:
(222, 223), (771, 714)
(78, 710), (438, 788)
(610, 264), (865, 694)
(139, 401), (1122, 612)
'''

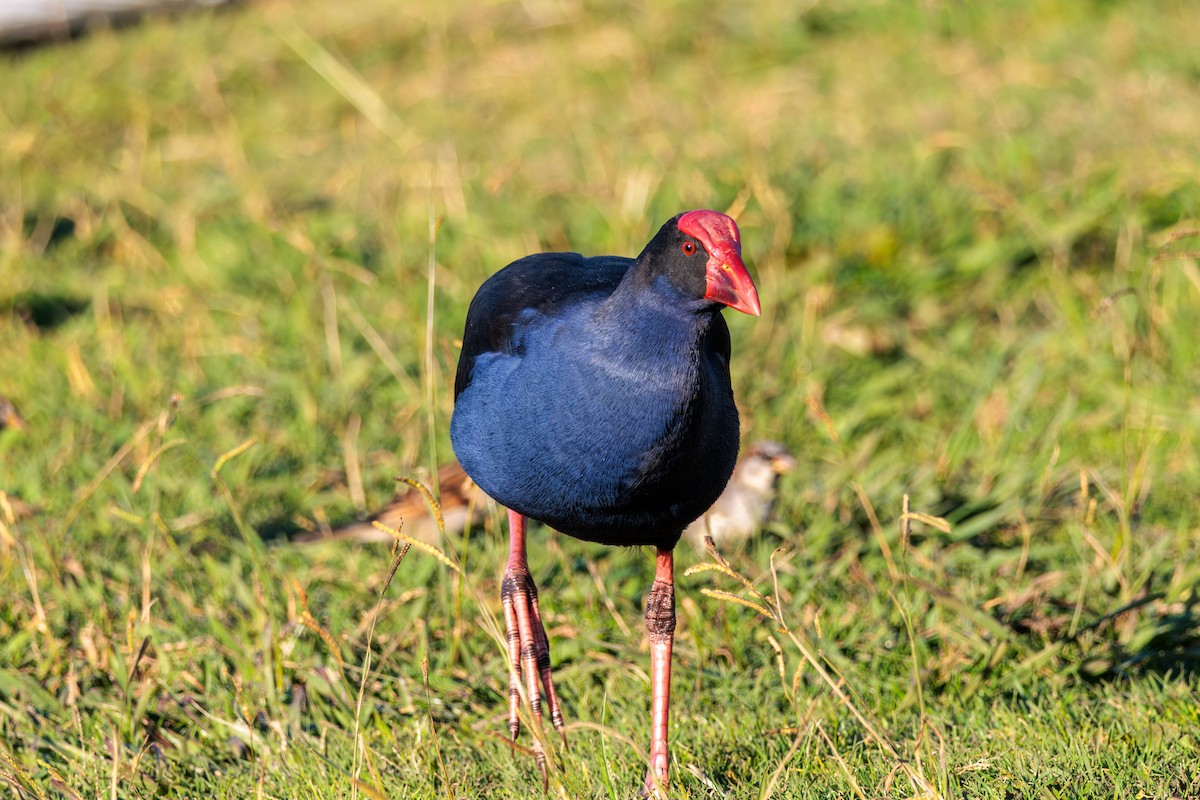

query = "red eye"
(681, 241), (696, 256)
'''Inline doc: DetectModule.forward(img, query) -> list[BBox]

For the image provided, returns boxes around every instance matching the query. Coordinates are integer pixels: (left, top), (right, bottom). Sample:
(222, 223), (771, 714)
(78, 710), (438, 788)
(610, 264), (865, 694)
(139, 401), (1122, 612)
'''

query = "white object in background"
(0, 0), (233, 45)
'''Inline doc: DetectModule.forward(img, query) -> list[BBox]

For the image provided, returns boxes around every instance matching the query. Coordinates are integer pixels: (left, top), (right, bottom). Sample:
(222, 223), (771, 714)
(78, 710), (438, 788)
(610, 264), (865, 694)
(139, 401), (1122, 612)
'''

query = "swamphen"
(450, 210), (760, 794)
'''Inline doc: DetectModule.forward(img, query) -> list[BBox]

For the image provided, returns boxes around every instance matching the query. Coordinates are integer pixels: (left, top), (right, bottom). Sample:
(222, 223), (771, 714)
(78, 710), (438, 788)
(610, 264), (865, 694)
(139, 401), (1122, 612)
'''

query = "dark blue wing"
(453, 253), (633, 398)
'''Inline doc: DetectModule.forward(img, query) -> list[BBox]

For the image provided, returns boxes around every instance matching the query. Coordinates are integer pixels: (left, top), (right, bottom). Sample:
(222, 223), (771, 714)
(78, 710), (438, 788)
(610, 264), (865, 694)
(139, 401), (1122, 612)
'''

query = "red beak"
(703, 248), (761, 316)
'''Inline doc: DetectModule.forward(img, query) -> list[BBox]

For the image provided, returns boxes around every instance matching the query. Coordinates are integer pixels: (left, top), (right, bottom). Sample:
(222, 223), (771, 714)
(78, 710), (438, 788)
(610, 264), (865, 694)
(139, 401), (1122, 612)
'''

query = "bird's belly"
(450, 351), (739, 547)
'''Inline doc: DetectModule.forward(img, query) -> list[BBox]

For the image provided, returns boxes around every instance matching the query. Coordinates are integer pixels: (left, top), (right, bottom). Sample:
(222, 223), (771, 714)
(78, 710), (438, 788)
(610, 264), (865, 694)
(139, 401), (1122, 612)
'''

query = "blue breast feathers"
(450, 273), (739, 548)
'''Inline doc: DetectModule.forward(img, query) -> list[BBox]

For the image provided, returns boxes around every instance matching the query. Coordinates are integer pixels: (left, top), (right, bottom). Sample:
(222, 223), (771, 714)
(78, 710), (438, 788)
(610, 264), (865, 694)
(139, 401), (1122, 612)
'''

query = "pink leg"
(499, 509), (566, 786)
(642, 547), (675, 797)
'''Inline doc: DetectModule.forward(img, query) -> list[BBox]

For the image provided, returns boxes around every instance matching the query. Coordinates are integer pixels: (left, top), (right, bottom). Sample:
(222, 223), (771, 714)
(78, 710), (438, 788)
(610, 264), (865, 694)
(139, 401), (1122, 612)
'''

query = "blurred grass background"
(2, 0), (1200, 797)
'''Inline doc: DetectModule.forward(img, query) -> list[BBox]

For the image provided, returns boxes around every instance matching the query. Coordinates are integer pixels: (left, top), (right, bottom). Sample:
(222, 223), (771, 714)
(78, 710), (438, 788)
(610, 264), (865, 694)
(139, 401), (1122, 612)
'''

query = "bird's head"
(639, 210), (761, 316)
(738, 441), (796, 492)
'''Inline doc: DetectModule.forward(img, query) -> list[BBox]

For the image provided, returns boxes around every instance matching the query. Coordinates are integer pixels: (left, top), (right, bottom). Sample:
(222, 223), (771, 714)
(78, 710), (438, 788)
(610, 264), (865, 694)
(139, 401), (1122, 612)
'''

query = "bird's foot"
(500, 565), (566, 784)
(641, 764), (669, 799)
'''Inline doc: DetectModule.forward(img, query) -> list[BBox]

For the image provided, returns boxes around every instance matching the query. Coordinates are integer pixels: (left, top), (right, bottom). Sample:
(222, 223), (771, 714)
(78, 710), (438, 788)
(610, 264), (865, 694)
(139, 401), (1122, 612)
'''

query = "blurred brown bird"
(681, 441), (795, 552)
(305, 442), (794, 550)
(294, 461), (491, 545)
(0, 397), (26, 431)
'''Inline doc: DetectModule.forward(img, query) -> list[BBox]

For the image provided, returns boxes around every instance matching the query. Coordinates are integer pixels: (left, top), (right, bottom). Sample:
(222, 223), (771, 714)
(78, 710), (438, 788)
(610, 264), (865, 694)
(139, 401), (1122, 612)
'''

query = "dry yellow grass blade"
(899, 511), (952, 534)
(292, 579), (345, 674)
(0, 491), (16, 526)
(348, 776), (387, 800)
(352, 536), (411, 800)
(0, 494), (14, 552)
(699, 588), (775, 620)
(396, 476), (447, 539)
(702, 535), (771, 602)
(298, 611), (345, 674)
(132, 438), (186, 493)
(40, 763), (83, 800)
(682, 561), (743, 582)
(276, 24), (415, 150)
(371, 521), (458, 572)
(61, 419), (155, 534)
(210, 437), (258, 478)
(0, 746), (48, 800)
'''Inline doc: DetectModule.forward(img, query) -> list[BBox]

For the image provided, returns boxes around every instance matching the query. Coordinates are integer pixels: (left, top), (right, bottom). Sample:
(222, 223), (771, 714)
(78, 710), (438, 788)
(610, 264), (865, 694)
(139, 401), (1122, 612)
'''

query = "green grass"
(2, 0), (1200, 797)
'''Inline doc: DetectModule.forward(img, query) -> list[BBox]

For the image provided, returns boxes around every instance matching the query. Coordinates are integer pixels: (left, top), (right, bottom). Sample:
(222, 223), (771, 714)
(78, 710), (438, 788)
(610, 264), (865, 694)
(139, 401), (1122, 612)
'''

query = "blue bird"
(450, 210), (760, 794)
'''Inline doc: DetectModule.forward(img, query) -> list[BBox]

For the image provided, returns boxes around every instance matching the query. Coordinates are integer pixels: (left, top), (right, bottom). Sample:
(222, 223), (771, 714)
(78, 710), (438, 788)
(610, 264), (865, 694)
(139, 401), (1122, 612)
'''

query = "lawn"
(2, 0), (1200, 797)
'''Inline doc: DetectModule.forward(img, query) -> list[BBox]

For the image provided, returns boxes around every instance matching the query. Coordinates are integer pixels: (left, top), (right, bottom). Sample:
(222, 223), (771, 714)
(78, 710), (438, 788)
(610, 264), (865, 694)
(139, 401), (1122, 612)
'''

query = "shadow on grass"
(1075, 587), (1200, 680)
(991, 581), (1200, 681)
(4, 290), (90, 331)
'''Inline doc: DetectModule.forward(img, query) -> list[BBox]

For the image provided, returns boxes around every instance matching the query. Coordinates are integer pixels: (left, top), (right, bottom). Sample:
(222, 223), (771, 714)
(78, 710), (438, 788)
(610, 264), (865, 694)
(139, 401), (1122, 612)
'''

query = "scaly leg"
(499, 509), (566, 785)
(642, 547), (676, 798)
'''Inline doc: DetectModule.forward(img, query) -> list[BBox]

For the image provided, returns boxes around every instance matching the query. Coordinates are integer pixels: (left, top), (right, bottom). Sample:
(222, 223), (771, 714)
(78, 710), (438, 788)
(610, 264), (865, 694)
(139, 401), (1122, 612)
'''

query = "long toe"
(500, 566), (567, 778)
(528, 589), (566, 741)
(500, 580), (524, 743)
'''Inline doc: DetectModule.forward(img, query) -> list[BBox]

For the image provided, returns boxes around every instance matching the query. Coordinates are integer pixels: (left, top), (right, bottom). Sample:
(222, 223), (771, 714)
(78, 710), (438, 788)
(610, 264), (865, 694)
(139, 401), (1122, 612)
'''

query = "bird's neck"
(595, 267), (716, 359)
